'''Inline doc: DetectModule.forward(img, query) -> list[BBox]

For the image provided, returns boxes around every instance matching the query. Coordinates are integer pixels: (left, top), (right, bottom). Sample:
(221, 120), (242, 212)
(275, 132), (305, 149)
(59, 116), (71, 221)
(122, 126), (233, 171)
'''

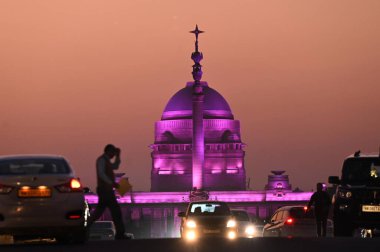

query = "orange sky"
(1, 0), (379, 192)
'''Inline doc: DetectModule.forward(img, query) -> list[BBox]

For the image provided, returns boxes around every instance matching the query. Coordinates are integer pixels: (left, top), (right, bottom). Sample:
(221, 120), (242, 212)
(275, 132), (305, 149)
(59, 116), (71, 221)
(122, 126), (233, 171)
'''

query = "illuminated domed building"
(86, 26), (313, 239)
(150, 26), (246, 192)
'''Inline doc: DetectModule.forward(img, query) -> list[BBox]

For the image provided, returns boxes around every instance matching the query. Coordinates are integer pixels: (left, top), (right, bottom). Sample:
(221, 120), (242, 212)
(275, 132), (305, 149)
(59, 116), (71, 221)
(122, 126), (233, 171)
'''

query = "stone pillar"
(192, 82), (204, 189)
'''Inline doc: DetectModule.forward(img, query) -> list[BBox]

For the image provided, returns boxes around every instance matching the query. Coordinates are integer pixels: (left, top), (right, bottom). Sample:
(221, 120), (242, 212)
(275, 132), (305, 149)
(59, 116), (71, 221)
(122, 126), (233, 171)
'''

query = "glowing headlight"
(186, 220), (197, 228)
(245, 225), (256, 237)
(227, 219), (236, 228)
(186, 230), (196, 241)
(227, 231), (236, 239)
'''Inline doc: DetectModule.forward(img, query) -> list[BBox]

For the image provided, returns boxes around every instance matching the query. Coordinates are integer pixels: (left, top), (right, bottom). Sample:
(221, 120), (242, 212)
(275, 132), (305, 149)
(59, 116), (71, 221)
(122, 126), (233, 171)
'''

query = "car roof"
(346, 153), (380, 159)
(0, 154), (67, 161)
(275, 205), (307, 211)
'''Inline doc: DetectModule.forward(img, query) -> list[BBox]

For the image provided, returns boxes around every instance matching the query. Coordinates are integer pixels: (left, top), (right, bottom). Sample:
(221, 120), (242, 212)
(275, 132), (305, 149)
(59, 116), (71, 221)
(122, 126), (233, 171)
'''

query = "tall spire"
(190, 25), (204, 83)
(190, 25), (205, 192)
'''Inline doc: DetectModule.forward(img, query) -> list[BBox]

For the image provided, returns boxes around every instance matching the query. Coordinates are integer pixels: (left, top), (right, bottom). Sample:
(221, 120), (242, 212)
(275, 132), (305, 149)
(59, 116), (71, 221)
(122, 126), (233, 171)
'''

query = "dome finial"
(190, 24), (204, 53)
(190, 25), (205, 82)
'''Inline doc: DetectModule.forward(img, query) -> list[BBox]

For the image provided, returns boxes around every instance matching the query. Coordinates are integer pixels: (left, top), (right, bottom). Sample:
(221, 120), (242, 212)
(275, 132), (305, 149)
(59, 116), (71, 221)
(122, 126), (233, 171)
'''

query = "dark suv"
(329, 152), (380, 236)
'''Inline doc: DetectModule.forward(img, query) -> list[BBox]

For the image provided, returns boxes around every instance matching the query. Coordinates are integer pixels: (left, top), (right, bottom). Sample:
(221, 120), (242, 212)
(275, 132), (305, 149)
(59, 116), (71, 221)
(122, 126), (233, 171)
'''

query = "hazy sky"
(1, 0), (379, 192)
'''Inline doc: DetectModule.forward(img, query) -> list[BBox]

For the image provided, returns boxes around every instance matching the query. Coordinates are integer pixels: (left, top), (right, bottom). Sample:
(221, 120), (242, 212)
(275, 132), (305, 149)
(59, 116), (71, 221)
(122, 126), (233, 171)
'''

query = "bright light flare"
(227, 231), (236, 240)
(185, 230), (196, 241)
(227, 219), (236, 228)
(245, 225), (256, 237)
(186, 220), (197, 228)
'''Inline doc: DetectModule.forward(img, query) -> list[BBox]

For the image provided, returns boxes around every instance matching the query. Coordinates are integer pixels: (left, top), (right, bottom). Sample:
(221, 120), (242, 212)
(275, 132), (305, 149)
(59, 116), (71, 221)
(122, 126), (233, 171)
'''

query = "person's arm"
(110, 148), (121, 170)
(96, 157), (113, 185)
(110, 156), (121, 170)
(307, 193), (315, 210)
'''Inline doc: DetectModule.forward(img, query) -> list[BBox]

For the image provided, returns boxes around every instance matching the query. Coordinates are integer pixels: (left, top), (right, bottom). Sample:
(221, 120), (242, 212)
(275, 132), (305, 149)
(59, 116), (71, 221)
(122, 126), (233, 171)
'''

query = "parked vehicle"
(231, 210), (258, 238)
(89, 221), (116, 240)
(262, 205), (333, 237)
(178, 201), (237, 241)
(0, 155), (89, 243)
(329, 151), (380, 237)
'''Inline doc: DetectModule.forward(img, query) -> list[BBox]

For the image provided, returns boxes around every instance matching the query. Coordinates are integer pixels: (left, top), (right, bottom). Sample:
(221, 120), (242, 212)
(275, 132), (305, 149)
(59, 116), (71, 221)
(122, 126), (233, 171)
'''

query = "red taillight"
(56, 178), (82, 193)
(303, 206), (308, 211)
(68, 215), (81, 220)
(0, 184), (13, 194)
(70, 179), (81, 189)
(285, 218), (294, 224)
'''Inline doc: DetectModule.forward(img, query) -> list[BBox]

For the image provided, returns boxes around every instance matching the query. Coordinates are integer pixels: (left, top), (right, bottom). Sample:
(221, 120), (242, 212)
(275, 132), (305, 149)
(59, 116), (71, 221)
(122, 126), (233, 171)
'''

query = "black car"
(178, 201), (237, 241)
(329, 152), (380, 236)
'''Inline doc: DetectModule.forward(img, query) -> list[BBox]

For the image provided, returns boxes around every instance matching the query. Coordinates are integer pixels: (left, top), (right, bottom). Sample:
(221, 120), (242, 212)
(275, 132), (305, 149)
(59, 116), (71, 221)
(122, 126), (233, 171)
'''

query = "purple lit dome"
(162, 82), (234, 120)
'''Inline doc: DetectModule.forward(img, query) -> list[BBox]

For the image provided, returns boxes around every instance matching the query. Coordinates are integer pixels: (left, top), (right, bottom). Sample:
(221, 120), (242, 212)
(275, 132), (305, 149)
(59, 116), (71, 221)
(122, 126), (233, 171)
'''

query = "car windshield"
(289, 208), (314, 219)
(0, 158), (71, 175)
(189, 202), (230, 216)
(232, 211), (250, 221)
(342, 158), (380, 186)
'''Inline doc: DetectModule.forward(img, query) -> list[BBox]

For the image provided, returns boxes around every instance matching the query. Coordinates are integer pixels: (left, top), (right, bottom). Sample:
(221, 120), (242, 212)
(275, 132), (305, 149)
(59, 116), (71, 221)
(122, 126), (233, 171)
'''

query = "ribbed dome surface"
(162, 82), (233, 120)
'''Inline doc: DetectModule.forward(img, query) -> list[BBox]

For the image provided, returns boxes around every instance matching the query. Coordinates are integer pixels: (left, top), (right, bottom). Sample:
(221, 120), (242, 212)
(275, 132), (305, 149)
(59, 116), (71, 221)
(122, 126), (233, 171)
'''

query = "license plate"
(362, 205), (380, 213)
(204, 229), (221, 234)
(18, 188), (51, 198)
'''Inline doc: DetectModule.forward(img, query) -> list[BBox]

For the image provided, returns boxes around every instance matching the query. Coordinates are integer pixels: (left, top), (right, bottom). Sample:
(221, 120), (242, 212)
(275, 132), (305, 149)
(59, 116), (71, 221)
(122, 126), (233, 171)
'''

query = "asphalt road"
(1, 238), (380, 252)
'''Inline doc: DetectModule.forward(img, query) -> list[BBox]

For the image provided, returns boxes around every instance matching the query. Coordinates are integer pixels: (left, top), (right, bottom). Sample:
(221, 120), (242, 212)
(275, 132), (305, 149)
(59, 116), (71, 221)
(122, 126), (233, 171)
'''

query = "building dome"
(162, 82), (234, 120)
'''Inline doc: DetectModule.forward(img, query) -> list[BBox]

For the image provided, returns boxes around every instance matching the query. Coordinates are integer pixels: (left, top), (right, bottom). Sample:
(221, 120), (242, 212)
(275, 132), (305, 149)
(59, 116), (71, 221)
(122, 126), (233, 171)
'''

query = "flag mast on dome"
(190, 25), (207, 196)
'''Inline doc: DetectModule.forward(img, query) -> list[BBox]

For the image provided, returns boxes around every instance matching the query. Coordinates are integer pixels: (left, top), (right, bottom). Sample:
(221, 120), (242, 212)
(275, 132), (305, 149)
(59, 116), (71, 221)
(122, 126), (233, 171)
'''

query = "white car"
(231, 210), (258, 238)
(0, 155), (89, 243)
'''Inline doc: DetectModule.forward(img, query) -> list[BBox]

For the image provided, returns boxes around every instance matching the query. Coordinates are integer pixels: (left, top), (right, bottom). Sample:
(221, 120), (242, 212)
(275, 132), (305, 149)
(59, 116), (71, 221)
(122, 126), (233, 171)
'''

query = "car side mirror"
(178, 212), (186, 217)
(328, 176), (340, 184)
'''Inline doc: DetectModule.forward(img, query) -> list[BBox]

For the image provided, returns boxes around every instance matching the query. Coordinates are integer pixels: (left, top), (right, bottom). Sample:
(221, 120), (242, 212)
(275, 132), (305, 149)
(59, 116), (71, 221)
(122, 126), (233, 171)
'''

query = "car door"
(264, 211), (283, 237)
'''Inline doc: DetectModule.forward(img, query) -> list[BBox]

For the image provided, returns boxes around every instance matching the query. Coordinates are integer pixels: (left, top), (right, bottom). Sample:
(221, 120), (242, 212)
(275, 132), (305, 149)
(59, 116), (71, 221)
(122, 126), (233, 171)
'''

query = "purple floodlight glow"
(158, 170), (172, 175)
(211, 169), (222, 174)
(85, 191), (313, 204)
(226, 169), (238, 174)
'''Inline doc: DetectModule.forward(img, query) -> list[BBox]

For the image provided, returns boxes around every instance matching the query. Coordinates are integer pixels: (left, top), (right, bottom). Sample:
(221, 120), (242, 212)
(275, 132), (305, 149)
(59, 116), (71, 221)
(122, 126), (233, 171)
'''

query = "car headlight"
(186, 220), (197, 228)
(227, 219), (236, 228)
(338, 190), (352, 198)
(227, 231), (237, 239)
(245, 225), (256, 237)
(185, 230), (197, 241)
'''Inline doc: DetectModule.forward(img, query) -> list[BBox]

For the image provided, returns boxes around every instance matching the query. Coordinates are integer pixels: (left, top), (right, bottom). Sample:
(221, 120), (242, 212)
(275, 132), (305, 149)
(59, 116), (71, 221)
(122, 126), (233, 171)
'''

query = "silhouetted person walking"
(89, 144), (128, 239)
(307, 183), (331, 237)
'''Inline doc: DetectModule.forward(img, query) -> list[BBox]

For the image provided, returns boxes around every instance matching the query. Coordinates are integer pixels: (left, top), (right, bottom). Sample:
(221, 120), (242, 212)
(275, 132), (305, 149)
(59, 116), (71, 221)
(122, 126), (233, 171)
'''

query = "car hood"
(188, 216), (231, 228)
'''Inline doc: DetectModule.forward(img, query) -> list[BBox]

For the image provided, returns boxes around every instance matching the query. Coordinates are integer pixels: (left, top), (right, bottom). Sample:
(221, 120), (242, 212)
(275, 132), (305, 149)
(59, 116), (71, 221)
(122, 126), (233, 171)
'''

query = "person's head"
(316, 183), (323, 192)
(104, 144), (119, 158)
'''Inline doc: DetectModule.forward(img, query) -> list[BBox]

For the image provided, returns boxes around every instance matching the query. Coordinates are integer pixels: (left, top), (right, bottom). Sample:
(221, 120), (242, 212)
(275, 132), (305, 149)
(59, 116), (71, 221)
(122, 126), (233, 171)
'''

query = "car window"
(342, 158), (380, 186)
(270, 212), (278, 222)
(0, 159), (71, 175)
(276, 211), (283, 221)
(232, 211), (250, 221)
(188, 202), (230, 216)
